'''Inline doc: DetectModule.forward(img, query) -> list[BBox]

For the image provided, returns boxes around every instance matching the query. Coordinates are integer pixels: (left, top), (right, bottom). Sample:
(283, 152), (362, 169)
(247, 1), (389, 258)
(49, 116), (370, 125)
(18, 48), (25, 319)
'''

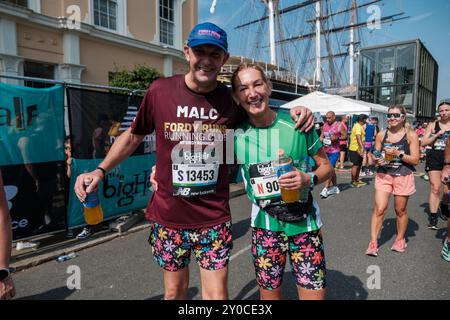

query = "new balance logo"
(175, 188), (191, 196)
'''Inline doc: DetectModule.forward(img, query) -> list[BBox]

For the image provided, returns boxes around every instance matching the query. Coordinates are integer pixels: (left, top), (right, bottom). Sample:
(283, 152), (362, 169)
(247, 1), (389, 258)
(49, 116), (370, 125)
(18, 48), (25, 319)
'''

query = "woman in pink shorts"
(365, 105), (420, 256)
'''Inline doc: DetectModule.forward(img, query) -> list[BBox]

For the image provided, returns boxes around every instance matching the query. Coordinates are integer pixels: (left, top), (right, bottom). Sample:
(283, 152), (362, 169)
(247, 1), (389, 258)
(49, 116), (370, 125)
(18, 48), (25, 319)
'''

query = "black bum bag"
(263, 192), (313, 223)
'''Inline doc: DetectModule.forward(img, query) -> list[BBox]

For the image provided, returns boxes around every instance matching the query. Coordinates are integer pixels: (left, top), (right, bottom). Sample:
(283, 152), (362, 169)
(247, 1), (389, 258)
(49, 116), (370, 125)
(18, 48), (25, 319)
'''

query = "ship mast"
(314, 0), (321, 86)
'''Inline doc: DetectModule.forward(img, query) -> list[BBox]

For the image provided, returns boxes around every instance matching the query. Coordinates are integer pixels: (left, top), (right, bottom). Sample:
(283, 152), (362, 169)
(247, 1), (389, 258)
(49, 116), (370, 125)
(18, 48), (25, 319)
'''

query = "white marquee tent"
(280, 91), (415, 130)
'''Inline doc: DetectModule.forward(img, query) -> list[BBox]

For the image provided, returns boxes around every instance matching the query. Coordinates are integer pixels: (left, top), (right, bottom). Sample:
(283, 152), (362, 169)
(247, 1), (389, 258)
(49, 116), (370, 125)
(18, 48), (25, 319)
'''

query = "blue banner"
(0, 83), (65, 165)
(67, 154), (155, 228)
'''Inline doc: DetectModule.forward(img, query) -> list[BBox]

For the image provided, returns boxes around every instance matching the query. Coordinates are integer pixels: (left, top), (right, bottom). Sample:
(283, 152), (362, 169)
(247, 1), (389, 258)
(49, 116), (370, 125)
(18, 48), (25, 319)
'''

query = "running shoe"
(368, 171), (375, 176)
(365, 240), (379, 257)
(442, 239), (450, 262)
(16, 241), (39, 251)
(423, 174), (429, 181)
(359, 171), (367, 177)
(428, 214), (438, 230)
(320, 187), (328, 198)
(76, 227), (91, 240)
(391, 238), (407, 253)
(327, 186), (340, 196)
(351, 181), (361, 188)
(356, 180), (367, 186)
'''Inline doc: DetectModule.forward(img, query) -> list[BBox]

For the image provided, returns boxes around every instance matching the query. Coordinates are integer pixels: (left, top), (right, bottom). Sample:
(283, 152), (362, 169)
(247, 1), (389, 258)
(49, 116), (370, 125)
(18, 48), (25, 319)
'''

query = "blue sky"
(198, 0), (449, 103)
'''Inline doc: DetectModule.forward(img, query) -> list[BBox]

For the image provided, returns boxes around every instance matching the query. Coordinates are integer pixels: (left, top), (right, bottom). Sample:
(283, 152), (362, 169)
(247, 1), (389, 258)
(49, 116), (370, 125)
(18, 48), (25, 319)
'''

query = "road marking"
(230, 245), (251, 261)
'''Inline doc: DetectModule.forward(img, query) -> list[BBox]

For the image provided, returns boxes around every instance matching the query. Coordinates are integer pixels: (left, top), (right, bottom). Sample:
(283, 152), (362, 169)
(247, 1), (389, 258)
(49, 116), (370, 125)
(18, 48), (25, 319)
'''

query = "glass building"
(358, 39), (438, 119)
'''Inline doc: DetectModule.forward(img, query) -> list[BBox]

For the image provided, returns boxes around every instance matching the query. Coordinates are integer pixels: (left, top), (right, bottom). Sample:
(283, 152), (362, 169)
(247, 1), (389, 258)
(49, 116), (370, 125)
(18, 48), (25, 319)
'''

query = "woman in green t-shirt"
(231, 63), (332, 300)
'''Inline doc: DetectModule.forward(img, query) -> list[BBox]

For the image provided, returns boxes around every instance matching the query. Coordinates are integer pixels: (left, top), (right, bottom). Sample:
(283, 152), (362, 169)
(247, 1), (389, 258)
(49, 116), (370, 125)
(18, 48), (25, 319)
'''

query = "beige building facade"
(0, 0), (197, 86)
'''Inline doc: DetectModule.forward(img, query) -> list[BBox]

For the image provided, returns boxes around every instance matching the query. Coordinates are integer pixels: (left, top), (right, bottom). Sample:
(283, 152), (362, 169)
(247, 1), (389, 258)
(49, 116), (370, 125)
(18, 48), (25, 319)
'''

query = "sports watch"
(0, 268), (10, 281)
(308, 172), (318, 190)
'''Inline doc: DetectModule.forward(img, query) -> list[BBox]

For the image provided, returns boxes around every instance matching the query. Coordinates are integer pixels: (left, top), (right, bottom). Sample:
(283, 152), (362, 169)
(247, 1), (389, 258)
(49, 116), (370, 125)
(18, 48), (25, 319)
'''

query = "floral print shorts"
(148, 221), (233, 272)
(252, 228), (326, 291)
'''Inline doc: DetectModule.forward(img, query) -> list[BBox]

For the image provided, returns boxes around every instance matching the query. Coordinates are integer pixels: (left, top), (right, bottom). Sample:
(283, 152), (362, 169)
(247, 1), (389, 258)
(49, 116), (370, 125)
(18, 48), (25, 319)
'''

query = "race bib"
(248, 161), (282, 208)
(172, 163), (219, 197)
(434, 139), (446, 151)
(323, 138), (332, 147)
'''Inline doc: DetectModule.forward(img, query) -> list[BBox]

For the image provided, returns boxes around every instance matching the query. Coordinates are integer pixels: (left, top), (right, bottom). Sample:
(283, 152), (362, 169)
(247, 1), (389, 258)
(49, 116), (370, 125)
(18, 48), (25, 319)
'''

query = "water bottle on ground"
(82, 177), (104, 225)
(56, 252), (77, 262)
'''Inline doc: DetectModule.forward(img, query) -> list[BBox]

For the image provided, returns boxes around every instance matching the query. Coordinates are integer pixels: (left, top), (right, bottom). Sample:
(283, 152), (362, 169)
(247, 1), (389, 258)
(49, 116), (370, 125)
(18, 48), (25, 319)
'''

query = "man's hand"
(74, 169), (104, 202)
(150, 165), (158, 192)
(289, 106), (314, 132)
(278, 169), (309, 190)
(0, 275), (15, 300)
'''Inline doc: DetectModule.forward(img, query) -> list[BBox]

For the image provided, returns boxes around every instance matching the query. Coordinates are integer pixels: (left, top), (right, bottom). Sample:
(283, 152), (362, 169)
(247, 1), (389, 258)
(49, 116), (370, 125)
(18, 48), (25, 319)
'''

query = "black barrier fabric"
(66, 87), (155, 228)
(2, 163), (67, 239)
(67, 87), (148, 159)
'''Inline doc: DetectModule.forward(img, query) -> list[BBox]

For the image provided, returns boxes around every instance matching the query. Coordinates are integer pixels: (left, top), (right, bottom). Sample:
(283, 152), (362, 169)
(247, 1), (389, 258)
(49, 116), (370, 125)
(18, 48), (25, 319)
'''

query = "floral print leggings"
(148, 221), (233, 271)
(252, 228), (326, 291)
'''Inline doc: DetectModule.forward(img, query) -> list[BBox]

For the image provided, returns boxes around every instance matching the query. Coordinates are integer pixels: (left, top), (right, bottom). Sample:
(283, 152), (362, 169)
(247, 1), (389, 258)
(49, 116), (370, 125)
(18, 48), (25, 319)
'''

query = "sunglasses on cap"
(386, 113), (404, 120)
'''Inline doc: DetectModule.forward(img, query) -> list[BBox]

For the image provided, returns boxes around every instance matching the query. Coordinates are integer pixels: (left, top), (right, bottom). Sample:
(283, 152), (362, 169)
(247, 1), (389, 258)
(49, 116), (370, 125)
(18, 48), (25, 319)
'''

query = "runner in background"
(420, 99), (450, 230)
(366, 106), (420, 256)
(337, 115), (349, 170)
(348, 114), (368, 187)
(360, 118), (377, 177)
(439, 133), (450, 262)
(319, 111), (346, 198)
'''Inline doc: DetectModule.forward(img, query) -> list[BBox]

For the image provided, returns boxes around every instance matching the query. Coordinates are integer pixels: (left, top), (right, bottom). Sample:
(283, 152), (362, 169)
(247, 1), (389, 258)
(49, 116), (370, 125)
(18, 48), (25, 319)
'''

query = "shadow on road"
(146, 287), (199, 300)
(17, 287), (75, 300)
(233, 269), (368, 300)
(378, 218), (419, 247)
(232, 218), (251, 242)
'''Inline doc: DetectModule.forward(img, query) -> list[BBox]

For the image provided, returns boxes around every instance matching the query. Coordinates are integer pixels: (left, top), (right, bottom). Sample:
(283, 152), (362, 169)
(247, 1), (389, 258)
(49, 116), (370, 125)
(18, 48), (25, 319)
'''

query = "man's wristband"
(96, 166), (107, 178)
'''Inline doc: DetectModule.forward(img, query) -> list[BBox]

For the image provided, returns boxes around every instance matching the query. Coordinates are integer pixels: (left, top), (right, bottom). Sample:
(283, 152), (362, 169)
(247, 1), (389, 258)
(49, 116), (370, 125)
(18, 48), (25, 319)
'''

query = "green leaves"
(108, 64), (162, 92)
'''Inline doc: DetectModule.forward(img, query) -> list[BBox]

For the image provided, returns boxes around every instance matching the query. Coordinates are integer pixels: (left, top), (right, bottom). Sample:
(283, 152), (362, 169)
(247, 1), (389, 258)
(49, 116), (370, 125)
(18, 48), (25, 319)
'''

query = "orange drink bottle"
(82, 177), (104, 225)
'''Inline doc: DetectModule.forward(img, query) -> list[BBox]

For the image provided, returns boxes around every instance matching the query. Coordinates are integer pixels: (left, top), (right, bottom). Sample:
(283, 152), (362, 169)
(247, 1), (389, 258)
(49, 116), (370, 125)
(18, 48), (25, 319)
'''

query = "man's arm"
(74, 128), (145, 201)
(0, 171), (15, 300)
(356, 134), (364, 154)
(339, 123), (348, 141)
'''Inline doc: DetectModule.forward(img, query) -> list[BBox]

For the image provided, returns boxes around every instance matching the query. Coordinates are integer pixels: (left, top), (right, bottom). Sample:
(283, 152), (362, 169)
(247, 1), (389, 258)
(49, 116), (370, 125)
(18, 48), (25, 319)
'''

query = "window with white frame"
(93, 0), (117, 31)
(159, 0), (175, 46)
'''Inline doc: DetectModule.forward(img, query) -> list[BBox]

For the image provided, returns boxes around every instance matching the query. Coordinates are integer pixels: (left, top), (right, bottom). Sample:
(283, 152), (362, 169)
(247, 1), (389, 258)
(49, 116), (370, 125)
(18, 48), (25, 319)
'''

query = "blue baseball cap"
(187, 22), (228, 53)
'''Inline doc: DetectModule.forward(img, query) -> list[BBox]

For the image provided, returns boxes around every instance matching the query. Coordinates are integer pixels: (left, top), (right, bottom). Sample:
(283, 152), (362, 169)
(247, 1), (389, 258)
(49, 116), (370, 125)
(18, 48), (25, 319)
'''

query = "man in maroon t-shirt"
(75, 22), (314, 300)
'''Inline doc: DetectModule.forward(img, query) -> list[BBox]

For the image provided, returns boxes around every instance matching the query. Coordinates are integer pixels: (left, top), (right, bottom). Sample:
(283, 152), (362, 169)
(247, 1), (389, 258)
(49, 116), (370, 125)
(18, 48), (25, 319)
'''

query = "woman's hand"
(383, 146), (400, 157)
(278, 169), (309, 190)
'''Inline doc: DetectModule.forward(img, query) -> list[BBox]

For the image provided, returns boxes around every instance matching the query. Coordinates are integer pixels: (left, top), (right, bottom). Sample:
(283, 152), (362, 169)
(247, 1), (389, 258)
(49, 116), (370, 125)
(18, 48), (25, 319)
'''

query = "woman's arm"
(420, 122), (442, 147)
(278, 148), (332, 190)
(401, 131), (420, 166)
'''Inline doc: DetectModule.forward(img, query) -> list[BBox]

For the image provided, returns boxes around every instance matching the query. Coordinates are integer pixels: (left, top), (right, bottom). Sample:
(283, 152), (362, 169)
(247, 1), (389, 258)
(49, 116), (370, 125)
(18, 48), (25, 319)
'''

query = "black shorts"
(349, 150), (363, 166)
(425, 149), (444, 172)
(340, 144), (348, 152)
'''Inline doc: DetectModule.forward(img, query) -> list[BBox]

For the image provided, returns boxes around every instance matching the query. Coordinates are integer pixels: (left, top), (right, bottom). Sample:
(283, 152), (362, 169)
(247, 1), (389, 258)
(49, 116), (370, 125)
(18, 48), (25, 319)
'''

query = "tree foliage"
(109, 64), (162, 92)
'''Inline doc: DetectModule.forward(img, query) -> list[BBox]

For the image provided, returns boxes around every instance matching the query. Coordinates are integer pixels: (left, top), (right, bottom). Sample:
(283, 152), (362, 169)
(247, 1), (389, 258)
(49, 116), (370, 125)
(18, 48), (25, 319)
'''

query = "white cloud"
(408, 12), (433, 23)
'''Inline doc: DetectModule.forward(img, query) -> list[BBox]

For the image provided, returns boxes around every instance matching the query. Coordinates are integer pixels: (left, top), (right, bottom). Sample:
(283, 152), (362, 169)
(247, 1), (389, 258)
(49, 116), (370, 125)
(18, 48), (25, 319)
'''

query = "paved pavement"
(11, 163), (450, 300)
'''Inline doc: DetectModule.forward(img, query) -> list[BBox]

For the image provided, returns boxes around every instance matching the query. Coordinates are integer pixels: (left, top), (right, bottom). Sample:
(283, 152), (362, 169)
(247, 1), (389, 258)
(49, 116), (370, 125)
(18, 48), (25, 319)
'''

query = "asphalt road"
(12, 163), (450, 300)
